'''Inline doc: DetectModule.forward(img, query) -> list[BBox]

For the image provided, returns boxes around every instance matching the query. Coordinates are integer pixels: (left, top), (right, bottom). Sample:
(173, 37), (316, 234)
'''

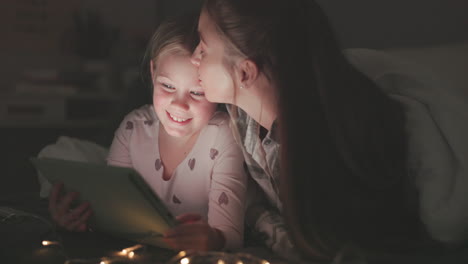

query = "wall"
(156, 0), (468, 48)
(158, 0), (203, 19)
(0, 1), (162, 196)
(316, 0), (468, 48)
(0, 0), (159, 93)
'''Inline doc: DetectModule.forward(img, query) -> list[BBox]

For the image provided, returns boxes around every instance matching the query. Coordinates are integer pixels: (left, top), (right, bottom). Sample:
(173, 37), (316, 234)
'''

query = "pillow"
(384, 41), (468, 98)
(345, 47), (468, 243)
(36, 136), (108, 198)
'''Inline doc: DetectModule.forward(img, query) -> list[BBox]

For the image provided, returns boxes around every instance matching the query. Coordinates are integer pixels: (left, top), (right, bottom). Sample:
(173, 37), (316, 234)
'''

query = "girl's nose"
(191, 45), (201, 66)
(171, 95), (190, 111)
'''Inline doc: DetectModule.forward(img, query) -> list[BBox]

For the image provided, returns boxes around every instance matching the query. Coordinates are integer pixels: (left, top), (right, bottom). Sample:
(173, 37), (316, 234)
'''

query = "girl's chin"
(163, 126), (194, 138)
(164, 128), (188, 138)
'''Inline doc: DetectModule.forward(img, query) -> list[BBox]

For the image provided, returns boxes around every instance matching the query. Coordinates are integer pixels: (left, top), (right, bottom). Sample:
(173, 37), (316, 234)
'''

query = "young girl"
(48, 15), (246, 251)
(191, 0), (432, 261)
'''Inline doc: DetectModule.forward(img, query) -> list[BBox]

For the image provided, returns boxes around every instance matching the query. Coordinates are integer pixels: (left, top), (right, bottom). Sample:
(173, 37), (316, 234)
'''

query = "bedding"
(345, 44), (468, 244)
(36, 136), (108, 198)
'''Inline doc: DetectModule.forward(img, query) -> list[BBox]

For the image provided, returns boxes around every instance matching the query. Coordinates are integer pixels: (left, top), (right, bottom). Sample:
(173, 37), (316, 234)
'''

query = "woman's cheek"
(199, 59), (235, 104)
(217, 66), (236, 103)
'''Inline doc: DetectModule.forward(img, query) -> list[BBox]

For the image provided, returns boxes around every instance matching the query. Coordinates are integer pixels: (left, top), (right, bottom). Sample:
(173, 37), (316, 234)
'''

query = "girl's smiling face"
(152, 52), (217, 139)
(191, 10), (238, 104)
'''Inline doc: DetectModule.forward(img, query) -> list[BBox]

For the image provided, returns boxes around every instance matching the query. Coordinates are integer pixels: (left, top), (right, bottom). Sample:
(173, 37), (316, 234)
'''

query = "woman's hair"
(142, 12), (199, 90)
(204, 0), (426, 260)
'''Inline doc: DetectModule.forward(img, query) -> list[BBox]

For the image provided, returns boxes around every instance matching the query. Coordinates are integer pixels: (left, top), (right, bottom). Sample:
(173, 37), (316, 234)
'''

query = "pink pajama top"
(107, 105), (247, 249)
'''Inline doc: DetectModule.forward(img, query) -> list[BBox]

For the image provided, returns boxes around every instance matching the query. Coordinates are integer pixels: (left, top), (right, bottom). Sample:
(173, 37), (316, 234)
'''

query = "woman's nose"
(191, 45), (201, 66)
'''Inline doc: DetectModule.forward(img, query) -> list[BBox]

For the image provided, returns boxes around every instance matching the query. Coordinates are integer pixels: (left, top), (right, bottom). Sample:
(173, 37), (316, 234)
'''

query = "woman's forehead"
(198, 10), (212, 41)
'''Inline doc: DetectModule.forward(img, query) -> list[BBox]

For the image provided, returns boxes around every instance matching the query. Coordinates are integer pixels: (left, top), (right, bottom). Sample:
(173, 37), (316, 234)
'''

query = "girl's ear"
(238, 59), (259, 89)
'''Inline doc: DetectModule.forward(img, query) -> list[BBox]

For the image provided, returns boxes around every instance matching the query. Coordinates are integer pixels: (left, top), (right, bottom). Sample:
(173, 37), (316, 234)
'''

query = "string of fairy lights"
(1, 206), (271, 264)
(41, 240), (150, 263)
(41, 240), (272, 264)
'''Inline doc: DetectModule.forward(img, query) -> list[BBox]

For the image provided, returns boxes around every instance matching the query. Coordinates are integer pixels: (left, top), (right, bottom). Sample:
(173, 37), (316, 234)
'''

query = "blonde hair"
(143, 14), (199, 82)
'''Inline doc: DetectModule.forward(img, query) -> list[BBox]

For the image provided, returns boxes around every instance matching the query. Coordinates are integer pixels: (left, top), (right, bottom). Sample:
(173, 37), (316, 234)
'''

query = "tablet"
(30, 157), (177, 249)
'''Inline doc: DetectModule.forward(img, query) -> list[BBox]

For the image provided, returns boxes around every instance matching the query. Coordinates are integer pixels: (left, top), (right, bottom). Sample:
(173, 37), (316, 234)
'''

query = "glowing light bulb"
(118, 244), (144, 257)
(217, 260), (226, 264)
(42, 240), (59, 246)
(180, 257), (190, 264)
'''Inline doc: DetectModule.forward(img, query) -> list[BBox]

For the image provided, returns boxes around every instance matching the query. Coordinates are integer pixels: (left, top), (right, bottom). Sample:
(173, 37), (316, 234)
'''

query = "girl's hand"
(164, 213), (225, 251)
(48, 182), (93, 232)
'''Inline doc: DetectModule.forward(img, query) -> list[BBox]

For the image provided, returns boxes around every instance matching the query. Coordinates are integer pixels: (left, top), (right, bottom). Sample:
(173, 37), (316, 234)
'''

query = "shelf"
(0, 92), (124, 128)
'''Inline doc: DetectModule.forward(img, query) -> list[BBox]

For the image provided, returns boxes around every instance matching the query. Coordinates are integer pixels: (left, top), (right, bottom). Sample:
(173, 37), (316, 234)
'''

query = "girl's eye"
(162, 83), (174, 90)
(191, 91), (205, 97)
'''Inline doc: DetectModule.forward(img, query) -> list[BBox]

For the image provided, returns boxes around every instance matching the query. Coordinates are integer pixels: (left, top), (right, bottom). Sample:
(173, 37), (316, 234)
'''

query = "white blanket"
(36, 136), (108, 198)
(346, 48), (468, 243)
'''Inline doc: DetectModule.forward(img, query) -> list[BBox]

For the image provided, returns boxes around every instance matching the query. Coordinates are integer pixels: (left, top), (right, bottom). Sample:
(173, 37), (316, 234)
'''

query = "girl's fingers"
(56, 191), (79, 217)
(166, 217), (205, 237)
(48, 182), (64, 212)
(164, 227), (186, 238)
(176, 213), (202, 224)
(68, 201), (91, 219)
(164, 235), (211, 251)
(165, 222), (209, 237)
(164, 224), (222, 251)
(65, 208), (93, 232)
(48, 183), (92, 232)
(164, 225), (189, 238)
(164, 236), (196, 250)
(165, 224), (211, 245)
(164, 226), (201, 248)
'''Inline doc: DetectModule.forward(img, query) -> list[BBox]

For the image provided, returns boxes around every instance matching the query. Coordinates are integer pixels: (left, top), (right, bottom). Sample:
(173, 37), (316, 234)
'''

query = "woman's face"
(191, 10), (237, 104)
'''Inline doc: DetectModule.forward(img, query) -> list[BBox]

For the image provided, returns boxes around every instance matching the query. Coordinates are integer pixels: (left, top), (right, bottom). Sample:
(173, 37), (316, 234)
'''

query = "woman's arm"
(245, 180), (301, 261)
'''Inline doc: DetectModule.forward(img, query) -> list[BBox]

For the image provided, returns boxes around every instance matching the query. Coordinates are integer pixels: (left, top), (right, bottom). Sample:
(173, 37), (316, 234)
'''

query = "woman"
(191, 0), (428, 261)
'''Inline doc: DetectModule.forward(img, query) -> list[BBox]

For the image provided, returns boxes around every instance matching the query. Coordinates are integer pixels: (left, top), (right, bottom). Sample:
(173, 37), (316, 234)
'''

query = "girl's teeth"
(170, 114), (187, 122)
